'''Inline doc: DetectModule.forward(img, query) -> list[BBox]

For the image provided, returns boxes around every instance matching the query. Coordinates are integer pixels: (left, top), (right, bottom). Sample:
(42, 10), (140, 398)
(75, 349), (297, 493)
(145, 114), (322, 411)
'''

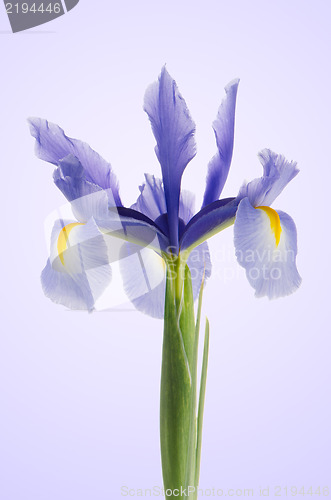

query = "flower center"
(256, 206), (282, 246)
(57, 222), (84, 265)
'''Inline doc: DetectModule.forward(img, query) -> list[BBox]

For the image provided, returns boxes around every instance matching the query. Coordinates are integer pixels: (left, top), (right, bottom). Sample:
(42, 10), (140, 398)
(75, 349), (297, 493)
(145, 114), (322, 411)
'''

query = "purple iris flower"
(29, 67), (301, 314)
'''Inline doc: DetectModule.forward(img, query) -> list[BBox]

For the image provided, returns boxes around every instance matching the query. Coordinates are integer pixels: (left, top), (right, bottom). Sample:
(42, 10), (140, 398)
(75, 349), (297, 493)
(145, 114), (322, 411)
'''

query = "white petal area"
(234, 198), (301, 299)
(70, 189), (110, 222)
(41, 259), (94, 310)
(186, 241), (212, 299)
(119, 243), (166, 319)
(49, 218), (75, 271)
(44, 218), (112, 310)
(119, 240), (211, 319)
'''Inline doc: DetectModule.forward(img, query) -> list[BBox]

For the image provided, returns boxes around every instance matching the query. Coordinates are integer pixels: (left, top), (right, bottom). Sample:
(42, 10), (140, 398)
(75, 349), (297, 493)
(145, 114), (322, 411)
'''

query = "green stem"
(160, 261), (194, 497)
(160, 257), (209, 499)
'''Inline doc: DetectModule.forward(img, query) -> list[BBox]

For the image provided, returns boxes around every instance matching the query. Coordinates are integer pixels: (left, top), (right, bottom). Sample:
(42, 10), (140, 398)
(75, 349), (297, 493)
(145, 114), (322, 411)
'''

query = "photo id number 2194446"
(5, 2), (61, 14)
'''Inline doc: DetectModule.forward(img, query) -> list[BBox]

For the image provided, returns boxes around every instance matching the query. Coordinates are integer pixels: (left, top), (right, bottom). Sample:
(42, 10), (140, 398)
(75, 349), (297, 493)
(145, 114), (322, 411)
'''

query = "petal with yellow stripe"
(234, 198), (301, 299)
(42, 218), (112, 311)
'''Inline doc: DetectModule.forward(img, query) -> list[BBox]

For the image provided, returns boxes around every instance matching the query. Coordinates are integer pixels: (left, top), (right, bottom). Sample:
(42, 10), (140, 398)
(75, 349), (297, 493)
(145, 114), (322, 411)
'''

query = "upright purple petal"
(144, 67), (196, 252)
(131, 173), (195, 242)
(134, 175), (196, 226)
(202, 79), (239, 208)
(238, 149), (299, 207)
(28, 118), (122, 206)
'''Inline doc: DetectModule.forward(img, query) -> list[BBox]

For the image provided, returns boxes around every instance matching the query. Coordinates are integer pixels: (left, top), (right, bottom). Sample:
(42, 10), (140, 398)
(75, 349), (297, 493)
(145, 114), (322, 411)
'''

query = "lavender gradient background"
(1, 1), (330, 498)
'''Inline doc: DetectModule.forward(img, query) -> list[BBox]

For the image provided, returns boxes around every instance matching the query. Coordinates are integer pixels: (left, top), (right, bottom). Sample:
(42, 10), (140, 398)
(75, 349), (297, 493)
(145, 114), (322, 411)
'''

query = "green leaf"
(184, 273), (205, 492)
(195, 317), (210, 488)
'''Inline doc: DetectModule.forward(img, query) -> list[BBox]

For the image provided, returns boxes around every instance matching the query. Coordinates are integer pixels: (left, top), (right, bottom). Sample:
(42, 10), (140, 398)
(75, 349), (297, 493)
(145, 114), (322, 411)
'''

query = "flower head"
(30, 67), (301, 315)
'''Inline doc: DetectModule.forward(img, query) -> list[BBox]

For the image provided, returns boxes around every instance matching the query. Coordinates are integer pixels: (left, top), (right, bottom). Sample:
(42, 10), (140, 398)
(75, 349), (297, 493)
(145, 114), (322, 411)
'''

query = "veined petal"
(54, 182), (110, 223)
(41, 259), (94, 311)
(43, 218), (112, 311)
(179, 189), (195, 225)
(234, 198), (301, 298)
(71, 190), (110, 223)
(53, 154), (109, 205)
(133, 173), (195, 226)
(144, 67), (196, 251)
(119, 241), (211, 319)
(131, 174), (167, 221)
(180, 198), (238, 252)
(202, 79), (239, 208)
(238, 149), (299, 207)
(186, 242), (212, 299)
(28, 118), (121, 206)
(119, 244), (167, 318)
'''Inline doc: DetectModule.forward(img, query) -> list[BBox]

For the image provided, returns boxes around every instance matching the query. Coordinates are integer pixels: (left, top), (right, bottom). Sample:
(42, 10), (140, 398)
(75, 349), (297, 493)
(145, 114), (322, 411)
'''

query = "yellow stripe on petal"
(256, 206), (282, 246)
(57, 222), (84, 266)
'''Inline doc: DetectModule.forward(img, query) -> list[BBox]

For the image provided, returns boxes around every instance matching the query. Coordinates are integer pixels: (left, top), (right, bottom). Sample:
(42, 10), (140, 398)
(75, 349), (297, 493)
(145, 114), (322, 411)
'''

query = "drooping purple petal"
(180, 198), (238, 251)
(53, 154), (106, 203)
(202, 79), (239, 208)
(234, 198), (301, 298)
(238, 149), (299, 207)
(144, 67), (196, 252)
(43, 218), (112, 311)
(28, 117), (122, 206)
